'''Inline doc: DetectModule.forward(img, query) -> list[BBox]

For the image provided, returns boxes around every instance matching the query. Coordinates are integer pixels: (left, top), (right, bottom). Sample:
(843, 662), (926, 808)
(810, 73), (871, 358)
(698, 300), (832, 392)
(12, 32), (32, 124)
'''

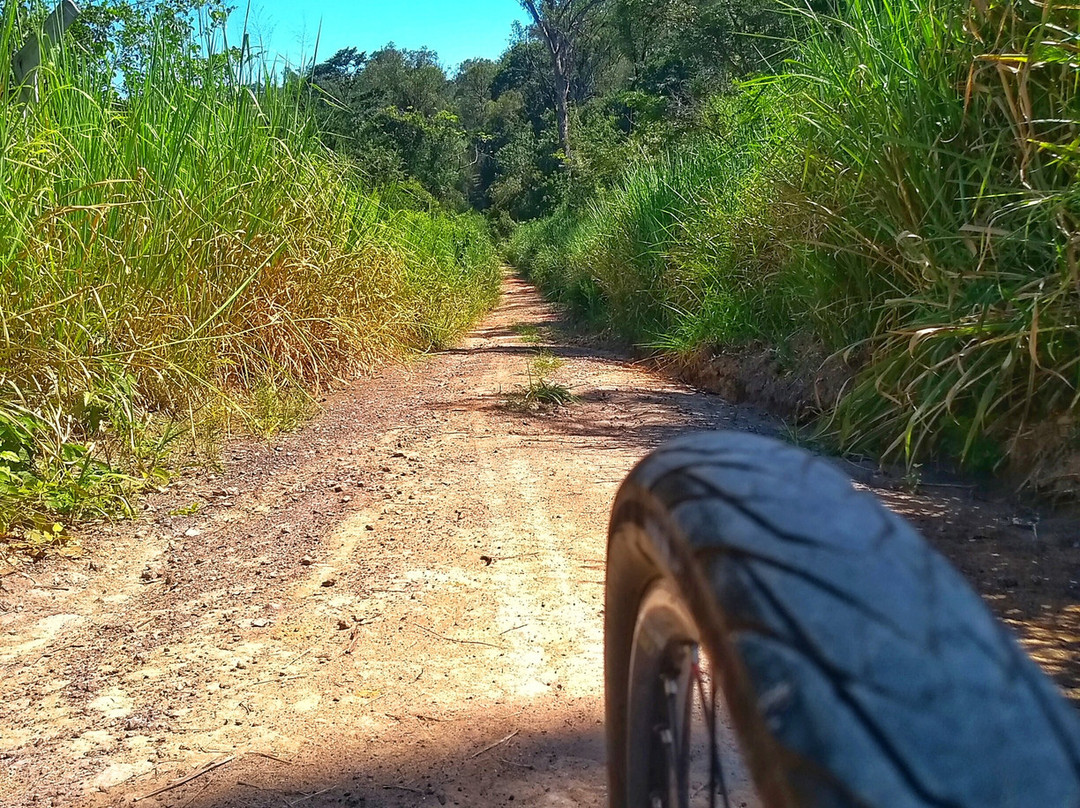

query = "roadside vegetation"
(0, 1), (499, 546)
(5, 0), (1077, 546)
(502, 0), (1080, 498)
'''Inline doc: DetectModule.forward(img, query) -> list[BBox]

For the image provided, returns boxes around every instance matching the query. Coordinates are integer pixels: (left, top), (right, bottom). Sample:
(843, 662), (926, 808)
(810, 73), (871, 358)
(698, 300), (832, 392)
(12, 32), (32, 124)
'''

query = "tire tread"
(609, 431), (1080, 807)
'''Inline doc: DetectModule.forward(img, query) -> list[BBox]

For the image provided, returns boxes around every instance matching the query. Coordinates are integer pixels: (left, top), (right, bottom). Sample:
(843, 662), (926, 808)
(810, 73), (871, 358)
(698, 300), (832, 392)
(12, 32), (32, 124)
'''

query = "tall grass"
(793, 0), (1080, 486)
(0, 7), (500, 541)
(509, 93), (798, 349)
(514, 0), (1080, 494)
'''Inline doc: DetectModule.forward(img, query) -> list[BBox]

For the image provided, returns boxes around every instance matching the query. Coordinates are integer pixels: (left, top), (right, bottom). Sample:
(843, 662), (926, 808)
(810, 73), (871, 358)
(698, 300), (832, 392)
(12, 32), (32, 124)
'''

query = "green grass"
(509, 91), (800, 350)
(510, 322), (543, 344)
(513, 0), (1080, 496)
(0, 7), (500, 543)
(791, 0), (1080, 487)
(503, 350), (577, 411)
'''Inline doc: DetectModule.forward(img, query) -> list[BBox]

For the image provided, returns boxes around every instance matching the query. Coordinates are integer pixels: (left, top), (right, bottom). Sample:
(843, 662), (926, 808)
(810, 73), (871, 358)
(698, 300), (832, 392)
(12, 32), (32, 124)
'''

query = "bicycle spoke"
(690, 647), (730, 808)
(651, 643), (736, 808)
(621, 579), (762, 808)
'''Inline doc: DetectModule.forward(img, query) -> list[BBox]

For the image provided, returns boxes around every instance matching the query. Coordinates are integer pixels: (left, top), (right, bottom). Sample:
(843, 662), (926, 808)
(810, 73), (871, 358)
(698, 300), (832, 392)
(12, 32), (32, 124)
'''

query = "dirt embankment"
(2, 275), (1078, 808)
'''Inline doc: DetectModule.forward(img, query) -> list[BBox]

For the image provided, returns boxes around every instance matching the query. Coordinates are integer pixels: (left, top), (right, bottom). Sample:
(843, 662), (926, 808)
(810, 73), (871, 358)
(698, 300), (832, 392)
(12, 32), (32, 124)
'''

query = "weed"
(0, 409), (137, 542)
(780, 422), (817, 452)
(531, 351), (563, 379)
(503, 351), (578, 411)
(901, 466), (925, 494)
(1, 522), (82, 563)
(169, 502), (201, 517)
(247, 383), (314, 438)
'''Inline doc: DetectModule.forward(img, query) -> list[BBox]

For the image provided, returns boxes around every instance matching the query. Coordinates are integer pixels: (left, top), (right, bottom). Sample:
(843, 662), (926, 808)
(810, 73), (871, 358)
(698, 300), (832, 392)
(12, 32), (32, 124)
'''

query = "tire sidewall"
(605, 482), (797, 808)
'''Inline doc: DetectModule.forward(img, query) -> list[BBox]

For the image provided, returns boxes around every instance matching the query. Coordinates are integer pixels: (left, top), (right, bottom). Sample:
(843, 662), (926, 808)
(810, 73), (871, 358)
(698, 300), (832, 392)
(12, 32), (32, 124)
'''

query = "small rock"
(300, 555), (314, 566)
(342, 496), (352, 503)
(321, 578), (337, 588)
(337, 619), (350, 631)
(365, 524), (375, 532)
(90, 761), (152, 791)
(184, 528), (202, 537)
(251, 618), (270, 628)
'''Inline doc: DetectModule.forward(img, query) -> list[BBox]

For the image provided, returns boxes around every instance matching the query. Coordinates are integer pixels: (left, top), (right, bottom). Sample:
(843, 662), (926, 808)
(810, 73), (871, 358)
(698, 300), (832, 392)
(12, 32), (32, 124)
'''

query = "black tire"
(605, 431), (1080, 808)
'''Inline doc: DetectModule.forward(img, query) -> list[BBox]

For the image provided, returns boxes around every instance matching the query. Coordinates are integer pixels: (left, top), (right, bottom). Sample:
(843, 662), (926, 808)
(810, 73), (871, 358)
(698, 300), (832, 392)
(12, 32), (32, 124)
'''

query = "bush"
(789, 0), (1080, 484)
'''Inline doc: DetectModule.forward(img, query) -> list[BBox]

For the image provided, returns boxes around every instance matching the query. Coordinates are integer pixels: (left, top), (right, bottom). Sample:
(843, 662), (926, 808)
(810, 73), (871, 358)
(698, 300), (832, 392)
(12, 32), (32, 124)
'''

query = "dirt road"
(2, 275), (1078, 808)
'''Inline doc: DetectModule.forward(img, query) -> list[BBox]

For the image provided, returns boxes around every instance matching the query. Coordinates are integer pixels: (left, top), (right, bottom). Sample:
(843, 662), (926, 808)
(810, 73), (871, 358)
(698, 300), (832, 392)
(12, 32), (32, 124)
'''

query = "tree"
(613, 0), (674, 79)
(311, 46), (366, 82)
(309, 44), (469, 208)
(453, 58), (498, 133)
(67, 0), (225, 93)
(518, 0), (606, 164)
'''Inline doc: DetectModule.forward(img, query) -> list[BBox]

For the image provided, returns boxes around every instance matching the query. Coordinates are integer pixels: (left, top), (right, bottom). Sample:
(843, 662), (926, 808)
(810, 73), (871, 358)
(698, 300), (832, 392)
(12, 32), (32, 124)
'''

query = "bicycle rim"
(625, 579), (763, 808)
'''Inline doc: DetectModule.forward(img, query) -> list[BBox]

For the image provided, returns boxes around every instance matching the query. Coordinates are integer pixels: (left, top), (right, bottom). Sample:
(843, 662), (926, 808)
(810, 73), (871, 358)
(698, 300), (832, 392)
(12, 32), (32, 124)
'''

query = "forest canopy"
(305, 0), (793, 226)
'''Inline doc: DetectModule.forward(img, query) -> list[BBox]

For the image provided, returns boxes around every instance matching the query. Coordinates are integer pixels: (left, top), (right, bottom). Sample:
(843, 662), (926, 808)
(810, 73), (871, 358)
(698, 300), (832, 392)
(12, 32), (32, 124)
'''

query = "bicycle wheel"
(605, 431), (1080, 808)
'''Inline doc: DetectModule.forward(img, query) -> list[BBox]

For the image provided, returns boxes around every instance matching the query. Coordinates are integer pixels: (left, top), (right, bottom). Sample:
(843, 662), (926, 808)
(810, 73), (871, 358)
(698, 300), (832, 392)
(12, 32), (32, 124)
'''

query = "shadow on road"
(170, 722), (605, 808)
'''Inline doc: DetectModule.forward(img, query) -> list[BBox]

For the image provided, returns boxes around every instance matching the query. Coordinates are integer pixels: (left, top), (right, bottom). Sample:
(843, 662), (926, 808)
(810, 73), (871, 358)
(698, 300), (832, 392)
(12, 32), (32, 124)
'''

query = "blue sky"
(232, 0), (528, 73)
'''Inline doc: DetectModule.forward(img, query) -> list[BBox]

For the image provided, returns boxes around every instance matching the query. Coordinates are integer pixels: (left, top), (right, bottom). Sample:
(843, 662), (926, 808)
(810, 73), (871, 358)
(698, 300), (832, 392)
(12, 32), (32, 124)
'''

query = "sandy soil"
(2, 275), (1078, 808)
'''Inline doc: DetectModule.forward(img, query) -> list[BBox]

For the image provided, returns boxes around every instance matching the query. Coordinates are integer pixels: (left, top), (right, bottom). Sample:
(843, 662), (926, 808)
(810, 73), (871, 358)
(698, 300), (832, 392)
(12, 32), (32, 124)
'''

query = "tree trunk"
(552, 52), (572, 164)
(520, 0), (593, 168)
